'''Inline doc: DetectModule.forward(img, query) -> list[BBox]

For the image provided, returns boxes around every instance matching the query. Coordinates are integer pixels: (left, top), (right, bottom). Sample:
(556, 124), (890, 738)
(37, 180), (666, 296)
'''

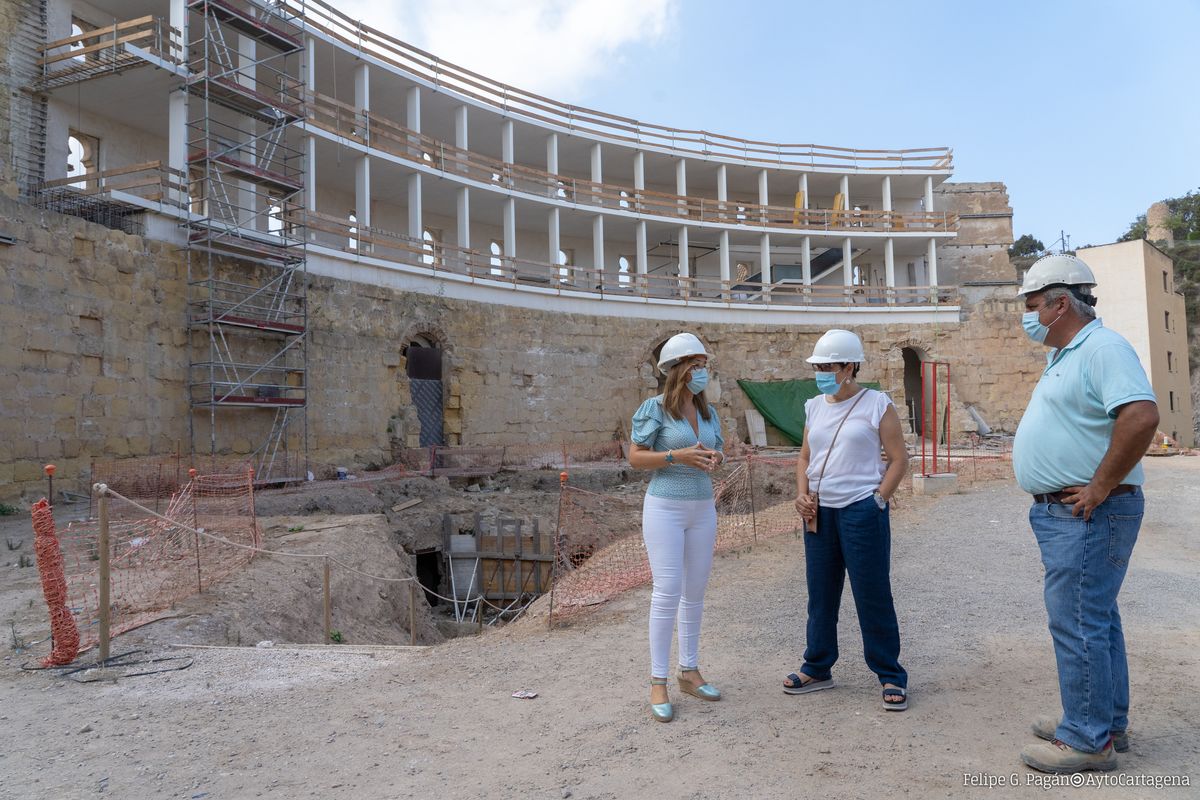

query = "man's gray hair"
(1041, 285), (1097, 320)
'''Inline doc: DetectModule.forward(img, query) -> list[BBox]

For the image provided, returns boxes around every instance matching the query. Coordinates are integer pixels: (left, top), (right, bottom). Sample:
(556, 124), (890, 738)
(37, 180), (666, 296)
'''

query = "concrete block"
(912, 472), (958, 496)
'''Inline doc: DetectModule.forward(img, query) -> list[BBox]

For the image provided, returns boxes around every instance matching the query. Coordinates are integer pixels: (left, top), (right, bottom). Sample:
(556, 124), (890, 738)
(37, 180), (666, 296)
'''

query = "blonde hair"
(662, 358), (712, 422)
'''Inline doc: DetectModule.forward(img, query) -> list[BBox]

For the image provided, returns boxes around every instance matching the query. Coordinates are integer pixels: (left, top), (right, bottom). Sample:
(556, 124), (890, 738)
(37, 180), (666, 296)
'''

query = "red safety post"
(920, 362), (927, 475)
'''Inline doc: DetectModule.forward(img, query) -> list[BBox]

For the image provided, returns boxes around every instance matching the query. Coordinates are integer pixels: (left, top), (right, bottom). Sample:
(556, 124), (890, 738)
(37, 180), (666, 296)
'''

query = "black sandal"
(783, 672), (835, 695)
(882, 686), (907, 711)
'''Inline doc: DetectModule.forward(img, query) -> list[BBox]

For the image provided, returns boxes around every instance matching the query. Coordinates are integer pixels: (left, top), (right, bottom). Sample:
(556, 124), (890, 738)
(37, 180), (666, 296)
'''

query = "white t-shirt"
(804, 388), (893, 509)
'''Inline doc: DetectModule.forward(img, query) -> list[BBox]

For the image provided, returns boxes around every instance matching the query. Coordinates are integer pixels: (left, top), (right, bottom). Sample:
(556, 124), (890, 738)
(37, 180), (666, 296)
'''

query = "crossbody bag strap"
(813, 388), (871, 494)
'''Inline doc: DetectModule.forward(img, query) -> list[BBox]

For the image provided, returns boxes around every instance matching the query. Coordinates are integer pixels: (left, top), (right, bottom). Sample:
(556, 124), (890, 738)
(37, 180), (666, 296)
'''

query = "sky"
(336, 0), (1200, 249)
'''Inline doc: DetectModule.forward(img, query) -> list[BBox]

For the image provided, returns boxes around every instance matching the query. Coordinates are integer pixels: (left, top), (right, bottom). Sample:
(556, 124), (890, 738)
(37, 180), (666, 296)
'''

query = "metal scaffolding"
(185, 0), (309, 484)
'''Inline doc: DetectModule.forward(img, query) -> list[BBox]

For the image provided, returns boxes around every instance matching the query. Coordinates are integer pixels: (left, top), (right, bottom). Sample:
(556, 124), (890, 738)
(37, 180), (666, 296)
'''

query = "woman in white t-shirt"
(782, 329), (911, 711)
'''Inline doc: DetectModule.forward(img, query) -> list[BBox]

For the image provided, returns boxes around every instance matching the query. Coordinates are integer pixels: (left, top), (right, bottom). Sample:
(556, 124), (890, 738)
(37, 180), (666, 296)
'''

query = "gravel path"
(1, 458), (1197, 800)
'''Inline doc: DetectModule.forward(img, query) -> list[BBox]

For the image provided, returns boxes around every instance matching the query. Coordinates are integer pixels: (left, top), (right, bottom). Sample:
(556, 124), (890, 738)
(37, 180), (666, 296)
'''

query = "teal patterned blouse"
(631, 395), (724, 500)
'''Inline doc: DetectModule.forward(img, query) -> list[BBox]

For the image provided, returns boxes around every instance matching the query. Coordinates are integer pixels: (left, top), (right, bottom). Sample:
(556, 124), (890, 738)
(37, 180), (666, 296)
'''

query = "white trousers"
(642, 494), (718, 678)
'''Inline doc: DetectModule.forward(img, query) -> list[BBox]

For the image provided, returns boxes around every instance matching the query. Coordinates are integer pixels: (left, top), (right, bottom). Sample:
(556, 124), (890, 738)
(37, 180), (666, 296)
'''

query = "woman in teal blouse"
(629, 332), (726, 722)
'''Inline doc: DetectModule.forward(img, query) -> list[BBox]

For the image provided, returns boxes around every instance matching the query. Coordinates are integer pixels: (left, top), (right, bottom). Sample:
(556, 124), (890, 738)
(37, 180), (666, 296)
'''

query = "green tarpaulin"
(737, 379), (881, 445)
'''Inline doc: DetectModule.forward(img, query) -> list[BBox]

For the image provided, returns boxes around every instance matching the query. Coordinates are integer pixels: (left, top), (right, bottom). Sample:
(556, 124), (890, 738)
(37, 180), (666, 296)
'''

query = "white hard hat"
(1017, 253), (1097, 297)
(806, 329), (865, 364)
(657, 332), (712, 373)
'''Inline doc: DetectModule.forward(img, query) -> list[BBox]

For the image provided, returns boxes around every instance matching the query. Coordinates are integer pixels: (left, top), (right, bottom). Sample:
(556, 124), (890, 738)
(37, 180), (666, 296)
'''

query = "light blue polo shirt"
(1013, 319), (1157, 495)
(632, 395), (724, 500)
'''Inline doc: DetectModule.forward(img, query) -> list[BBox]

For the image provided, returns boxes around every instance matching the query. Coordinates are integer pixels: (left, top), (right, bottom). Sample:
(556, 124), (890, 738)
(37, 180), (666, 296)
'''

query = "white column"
(882, 175), (893, 216)
(927, 238), (938, 286)
(406, 85), (421, 160)
(759, 233), (772, 286)
(456, 186), (470, 249)
(798, 174), (809, 208)
(676, 158), (688, 217)
(168, 91), (187, 204)
(719, 230), (731, 285)
(503, 198), (516, 259)
(355, 63), (370, 112)
(406, 85), (421, 133)
(549, 208), (561, 264)
(408, 173), (422, 240)
(592, 215), (605, 285)
(169, 0), (187, 205)
(236, 36), (257, 227)
(546, 133), (558, 174)
(758, 169), (769, 224)
(801, 236), (812, 286)
(455, 104), (470, 248)
(716, 164), (727, 223)
(455, 105), (469, 149)
(924, 176), (934, 214)
(633, 151), (645, 213)
(590, 143), (603, 205)
(304, 35), (316, 91)
(305, 136), (317, 218)
(635, 221), (648, 275)
(355, 155), (370, 230)
(839, 175), (850, 210)
(501, 119), (514, 164)
(884, 238), (896, 288)
(677, 226), (689, 278)
(842, 236), (854, 286)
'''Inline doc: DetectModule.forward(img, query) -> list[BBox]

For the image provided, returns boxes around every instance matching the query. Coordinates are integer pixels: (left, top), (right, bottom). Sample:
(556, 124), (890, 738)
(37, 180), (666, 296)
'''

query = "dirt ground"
(1, 458), (1198, 800)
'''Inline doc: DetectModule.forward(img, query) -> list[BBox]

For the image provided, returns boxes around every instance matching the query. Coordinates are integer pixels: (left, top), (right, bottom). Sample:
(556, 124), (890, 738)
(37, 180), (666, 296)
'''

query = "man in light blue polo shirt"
(1012, 254), (1159, 775)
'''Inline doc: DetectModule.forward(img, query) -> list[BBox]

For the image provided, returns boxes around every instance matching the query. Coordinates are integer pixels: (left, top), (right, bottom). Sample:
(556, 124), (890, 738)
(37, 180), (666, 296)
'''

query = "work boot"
(1031, 715), (1129, 753)
(1020, 739), (1118, 774)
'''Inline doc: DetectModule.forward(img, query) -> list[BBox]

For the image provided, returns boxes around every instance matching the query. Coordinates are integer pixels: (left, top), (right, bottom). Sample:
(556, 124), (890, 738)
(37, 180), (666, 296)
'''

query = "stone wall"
(935, 182), (1017, 285)
(1, 187), (1046, 503)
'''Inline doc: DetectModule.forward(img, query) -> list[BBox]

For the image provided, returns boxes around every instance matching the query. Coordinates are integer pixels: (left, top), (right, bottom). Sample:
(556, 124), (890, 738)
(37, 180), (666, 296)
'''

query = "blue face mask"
(687, 367), (709, 395)
(815, 371), (841, 395)
(1022, 306), (1062, 344)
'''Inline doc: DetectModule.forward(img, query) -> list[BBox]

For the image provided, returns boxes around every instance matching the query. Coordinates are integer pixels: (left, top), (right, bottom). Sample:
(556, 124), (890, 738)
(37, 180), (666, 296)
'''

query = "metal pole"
(920, 361), (927, 475)
(97, 485), (111, 663)
(189, 468), (201, 592)
(549, 471), (567, 630)
(323, 556), (332, 643)
(45, 464), (55, 507)
(748, 454), (758, 542)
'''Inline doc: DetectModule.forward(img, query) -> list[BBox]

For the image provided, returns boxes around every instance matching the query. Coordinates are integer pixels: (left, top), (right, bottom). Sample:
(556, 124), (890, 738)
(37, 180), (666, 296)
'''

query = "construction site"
(1, 0), (1198, 797)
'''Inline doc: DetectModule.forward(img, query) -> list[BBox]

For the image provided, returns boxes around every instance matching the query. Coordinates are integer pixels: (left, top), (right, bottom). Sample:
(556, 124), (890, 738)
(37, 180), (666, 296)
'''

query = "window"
(1165, 311), (1171, 332)
(734, 261), (752, 283)
(1169, 391), (1175, 411)
(1163, 270), (1170, 292)
(489, 240), (503, 276)
(618, 255), (632, 286)
(267, 199), (284, 235)
(422, 228), (441, 266)
(558, 248), (573, 283)
(555, 179), (567, 200)
(1168, 351), (1175, 373)
(347, 212), (358, 251)
(70, 18), (97, 63)
(619, 190), (630, 210)
(66, 131), (99, 188)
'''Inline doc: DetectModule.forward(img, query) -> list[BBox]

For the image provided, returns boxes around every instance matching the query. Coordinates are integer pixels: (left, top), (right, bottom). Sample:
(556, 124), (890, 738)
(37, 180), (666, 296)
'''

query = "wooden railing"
(39, 161), (187, 203)
(304, 92), (958, 234)
(285, 0), (952, 171)
(37, 16), (181, 86)
(297, 209), (957, 309)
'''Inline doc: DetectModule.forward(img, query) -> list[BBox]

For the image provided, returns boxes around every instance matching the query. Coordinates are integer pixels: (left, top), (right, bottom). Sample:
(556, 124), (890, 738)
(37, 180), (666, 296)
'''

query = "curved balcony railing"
(306, 92), (958, 234)
(299, 210), (957, 309)
(286, 0), (952, 172)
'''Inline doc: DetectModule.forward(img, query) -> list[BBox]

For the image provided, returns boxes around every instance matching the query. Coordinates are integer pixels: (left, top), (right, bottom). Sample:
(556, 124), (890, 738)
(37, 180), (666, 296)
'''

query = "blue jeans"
(800, 496), (907, 688)
(1030, 489), (1143, 753)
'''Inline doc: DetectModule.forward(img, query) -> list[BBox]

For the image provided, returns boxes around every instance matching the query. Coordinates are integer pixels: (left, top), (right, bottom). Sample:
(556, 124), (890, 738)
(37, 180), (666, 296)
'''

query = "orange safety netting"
(549, 455), (804, 624)
(57, 470), (259, 652)
(31, 499), (81, 666)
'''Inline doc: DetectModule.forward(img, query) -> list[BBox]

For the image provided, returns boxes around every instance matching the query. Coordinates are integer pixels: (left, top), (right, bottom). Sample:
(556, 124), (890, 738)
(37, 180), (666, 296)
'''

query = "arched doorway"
(405, 335), (444, 447)
(901, 346), (925, 436)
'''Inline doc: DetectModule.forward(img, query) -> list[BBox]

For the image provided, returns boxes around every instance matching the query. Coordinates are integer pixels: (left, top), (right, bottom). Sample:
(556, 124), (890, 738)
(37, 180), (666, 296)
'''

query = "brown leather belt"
(1033, 484), (1137, 505)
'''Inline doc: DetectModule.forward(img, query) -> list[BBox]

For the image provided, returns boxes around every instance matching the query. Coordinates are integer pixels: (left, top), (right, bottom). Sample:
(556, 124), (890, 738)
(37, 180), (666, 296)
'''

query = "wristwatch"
(664, 451), (675, 464)
(873, 490), (887, 510)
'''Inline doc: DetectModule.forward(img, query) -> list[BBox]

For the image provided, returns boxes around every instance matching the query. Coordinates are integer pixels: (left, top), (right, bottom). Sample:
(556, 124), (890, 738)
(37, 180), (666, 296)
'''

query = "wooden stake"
(409, 582), (417, 646)
(322, 556), (331, 644)
(98, 490), (111, 663)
